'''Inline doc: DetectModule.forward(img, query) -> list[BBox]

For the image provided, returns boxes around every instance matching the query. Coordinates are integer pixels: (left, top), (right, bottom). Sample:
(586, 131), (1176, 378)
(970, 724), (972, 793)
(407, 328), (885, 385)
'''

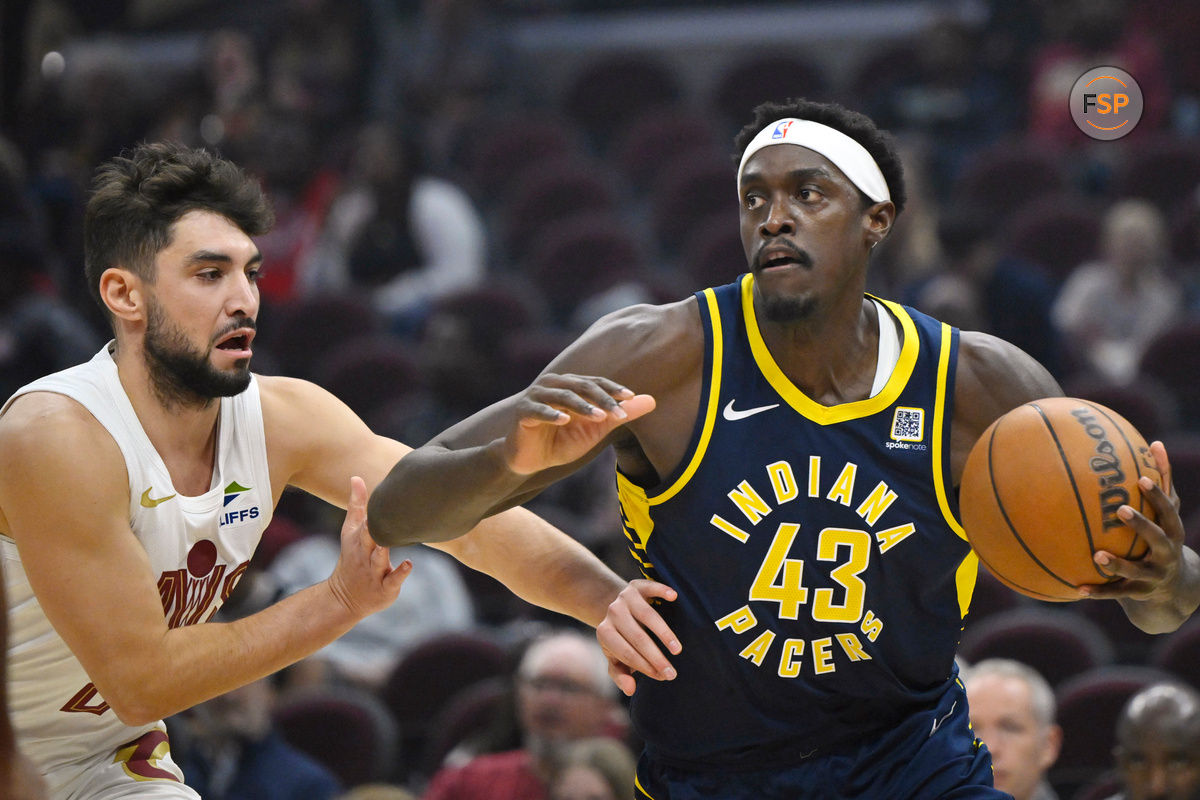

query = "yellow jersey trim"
(741, 274), (919, 425)
(928, 320), (977, 618)
(647, 288), (725, 505)
(617, 472), (655, 572)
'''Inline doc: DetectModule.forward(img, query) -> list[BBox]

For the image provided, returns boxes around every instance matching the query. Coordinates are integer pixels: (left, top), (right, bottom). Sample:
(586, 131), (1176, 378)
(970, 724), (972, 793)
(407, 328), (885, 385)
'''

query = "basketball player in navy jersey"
(368, 98), (1200, 798)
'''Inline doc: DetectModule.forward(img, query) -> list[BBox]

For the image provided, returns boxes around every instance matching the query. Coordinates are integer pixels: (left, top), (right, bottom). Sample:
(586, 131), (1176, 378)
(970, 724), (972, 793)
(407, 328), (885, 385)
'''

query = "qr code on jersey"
(891, 407), (925, 442)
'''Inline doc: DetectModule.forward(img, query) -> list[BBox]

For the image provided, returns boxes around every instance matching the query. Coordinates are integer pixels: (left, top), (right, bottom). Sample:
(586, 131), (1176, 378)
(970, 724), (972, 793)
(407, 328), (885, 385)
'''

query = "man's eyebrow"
(740, 165), (834, 187)
(184, 249), (264, 266)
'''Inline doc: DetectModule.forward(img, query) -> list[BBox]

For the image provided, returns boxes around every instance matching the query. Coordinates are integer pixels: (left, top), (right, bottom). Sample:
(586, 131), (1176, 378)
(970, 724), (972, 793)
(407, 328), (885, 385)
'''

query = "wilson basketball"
(960, 397), (1161, 602)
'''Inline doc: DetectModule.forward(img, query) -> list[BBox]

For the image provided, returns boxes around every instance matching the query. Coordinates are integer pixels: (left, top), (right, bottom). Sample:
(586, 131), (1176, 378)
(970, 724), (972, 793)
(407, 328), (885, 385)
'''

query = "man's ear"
(865, 200), (896, 249)
(98, 268), (146, 323)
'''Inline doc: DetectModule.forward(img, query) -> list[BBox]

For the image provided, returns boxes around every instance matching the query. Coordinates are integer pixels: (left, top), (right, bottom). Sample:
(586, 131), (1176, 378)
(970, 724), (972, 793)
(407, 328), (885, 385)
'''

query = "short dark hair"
(733, 98), (907, 216)
(83, 141), (274, 316)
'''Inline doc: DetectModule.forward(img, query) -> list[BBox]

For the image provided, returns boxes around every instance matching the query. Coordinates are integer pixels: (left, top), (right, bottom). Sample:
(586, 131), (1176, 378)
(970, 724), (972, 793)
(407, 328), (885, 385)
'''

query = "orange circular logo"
(1069, 66), (1144, 140)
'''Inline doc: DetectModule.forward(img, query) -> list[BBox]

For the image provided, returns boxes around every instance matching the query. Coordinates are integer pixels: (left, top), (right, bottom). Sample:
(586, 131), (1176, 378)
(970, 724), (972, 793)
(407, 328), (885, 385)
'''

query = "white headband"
(736, 118), (890, 203)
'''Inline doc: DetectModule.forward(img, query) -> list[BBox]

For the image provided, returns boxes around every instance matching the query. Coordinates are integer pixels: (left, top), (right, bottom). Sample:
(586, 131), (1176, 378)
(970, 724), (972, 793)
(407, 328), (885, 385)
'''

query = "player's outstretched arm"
(1081, 441), (1200, 633)
(0, 397), (410, 726)
(260, 370), (642, 628)
(367, 308), (661, 548)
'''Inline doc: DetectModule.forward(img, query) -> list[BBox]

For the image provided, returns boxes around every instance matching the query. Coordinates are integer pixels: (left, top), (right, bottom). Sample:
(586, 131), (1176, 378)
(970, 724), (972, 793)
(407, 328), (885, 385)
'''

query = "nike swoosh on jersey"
(140, 488), (177, 508)
(722, 399), (781, 421)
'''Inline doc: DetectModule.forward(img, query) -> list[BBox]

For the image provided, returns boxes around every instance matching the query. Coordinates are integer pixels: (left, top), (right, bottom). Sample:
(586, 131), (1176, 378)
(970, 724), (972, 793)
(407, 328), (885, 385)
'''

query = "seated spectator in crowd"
(268, 528), (476, 691)
(1102, 682), (1200, 800)
(0, 230), (102, 400)
(962, 658), (1063, 800)
(547, 737), (637, 800)
(423, 629), (626, 800)
(1053, 199), (1184, 384)
(173, 675), (341, 800)
(169, 585), (344, 799)
(1027, 0), (1171, 146)
(298, 122), (488, 331)
(338, 784), (418, 800)
(913, 209), (1064, 378)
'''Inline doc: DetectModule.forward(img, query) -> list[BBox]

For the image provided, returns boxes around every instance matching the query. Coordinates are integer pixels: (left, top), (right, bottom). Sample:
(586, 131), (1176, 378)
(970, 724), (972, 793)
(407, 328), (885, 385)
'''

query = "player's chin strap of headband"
(736, 118), (891, 204)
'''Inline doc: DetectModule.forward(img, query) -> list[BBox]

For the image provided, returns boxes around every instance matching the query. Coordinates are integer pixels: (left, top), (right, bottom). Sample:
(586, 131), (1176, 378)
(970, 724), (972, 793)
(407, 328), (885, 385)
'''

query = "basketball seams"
(1032, 401), (1118, 584)
(995, 406), (1084, 590)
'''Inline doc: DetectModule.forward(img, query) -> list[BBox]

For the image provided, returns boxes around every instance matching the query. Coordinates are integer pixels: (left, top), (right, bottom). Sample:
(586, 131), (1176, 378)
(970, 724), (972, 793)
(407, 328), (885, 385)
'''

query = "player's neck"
(758, 295), (879, 405)
(113, 342), (220, 493)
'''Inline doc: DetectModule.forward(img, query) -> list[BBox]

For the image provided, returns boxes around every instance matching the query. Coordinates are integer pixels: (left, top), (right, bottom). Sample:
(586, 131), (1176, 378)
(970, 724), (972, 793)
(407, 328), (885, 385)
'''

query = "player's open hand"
(1084, 442), (1200, 627)
(328, 476), (412, 619)
(596, 579), (682, 697)
(503, 374), (655, 476)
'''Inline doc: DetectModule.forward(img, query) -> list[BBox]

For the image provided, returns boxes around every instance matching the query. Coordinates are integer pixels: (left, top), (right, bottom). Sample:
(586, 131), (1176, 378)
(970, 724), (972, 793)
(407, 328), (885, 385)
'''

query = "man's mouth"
(214, 326), (255, 355)
(755, 243), (811, 271)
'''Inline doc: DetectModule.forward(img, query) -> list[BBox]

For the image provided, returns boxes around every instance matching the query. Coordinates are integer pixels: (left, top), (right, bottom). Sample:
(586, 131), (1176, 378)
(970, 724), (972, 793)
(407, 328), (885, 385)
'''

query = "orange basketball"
(960, 397), (1161, 602)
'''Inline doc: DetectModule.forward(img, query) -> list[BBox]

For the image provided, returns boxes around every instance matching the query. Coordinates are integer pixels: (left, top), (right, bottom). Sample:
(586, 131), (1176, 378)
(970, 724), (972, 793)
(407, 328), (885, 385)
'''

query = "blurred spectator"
(547, 737), (637, 800)
(298, 122), (488, 331)
(238, 109), (341, 302)
(173, 676), (342, 800)
(338, 785), (418, 800)
(402, 0), (512, 170)
(267, 531), (475, 692)
(1176, 186), (1200, 313)
(423, 629), (626, 800)
(401, 284), (542, 442)
(963, 658), (1063, 800)
(1053, 199), (1184, 383)
(911, 208), (1064, 378)
(264, 0), (372, 140)
(200, 29), (266, 150)
(866, 138), (942, 300)
(0, 230), (102, 400)
(864, 17), (1018, 194)
(1102, 682), (1200, 800)
(168, 578), (344, 799)
(1027, 0), (1171, 146)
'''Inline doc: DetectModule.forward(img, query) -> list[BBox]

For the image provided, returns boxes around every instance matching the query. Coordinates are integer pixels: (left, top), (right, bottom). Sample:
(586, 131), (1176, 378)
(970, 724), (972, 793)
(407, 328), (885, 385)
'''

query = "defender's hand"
(597, 579), (682, 697)
(327, 477), (412, 618)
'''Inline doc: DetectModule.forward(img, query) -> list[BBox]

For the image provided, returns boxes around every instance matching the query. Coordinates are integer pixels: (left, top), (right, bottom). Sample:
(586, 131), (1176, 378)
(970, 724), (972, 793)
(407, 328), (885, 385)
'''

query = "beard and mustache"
(143, 298), (254, 409)
(752, 241), (819, 324)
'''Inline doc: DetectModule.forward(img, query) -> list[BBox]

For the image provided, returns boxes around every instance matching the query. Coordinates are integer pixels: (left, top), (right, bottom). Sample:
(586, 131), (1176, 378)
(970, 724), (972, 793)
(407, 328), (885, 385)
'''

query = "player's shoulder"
(580, 296), (701, 350)
(0, 391), (123, 483)
(956, 330), (1055, 389)
(256, 372), (354, 427)
(561, 296), (703, 386)
(255, 372), (320, 405)
(0, 390), (105, 442)
(953, 330), (1063, 434)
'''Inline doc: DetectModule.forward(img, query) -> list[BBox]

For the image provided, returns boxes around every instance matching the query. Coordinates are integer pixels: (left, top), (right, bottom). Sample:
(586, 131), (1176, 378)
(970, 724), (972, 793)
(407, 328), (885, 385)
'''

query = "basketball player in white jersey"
(1, 560), (47, 800)
(0, 142), (638, 799)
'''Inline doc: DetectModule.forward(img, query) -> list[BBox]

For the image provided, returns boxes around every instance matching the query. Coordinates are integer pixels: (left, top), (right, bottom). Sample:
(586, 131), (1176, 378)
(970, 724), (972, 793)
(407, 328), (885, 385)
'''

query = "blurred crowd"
(3, 0), (1200, 798)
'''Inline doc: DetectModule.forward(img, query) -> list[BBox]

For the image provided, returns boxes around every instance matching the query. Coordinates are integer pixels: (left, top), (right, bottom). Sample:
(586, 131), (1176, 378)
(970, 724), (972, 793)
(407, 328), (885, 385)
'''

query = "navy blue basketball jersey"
(617, 274), (980, 770)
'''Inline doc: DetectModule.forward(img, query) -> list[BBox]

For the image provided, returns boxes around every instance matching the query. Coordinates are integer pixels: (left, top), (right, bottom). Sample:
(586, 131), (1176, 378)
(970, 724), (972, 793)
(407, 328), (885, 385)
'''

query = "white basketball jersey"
(1, 343), (272, 795)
